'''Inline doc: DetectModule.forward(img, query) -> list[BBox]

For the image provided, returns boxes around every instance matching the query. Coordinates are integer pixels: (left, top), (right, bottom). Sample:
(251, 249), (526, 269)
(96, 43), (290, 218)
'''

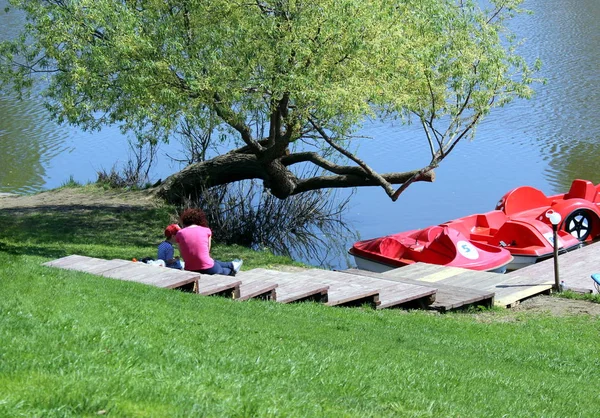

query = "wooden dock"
(43, 256), (437, 309)
(340, 268), (495, 312)
(235, 268), (437, 309)
(365, 263), (549, 308)
(43, 241), (600, 311)
(505, 241), (600, 294)
(43, 255), (240, 297)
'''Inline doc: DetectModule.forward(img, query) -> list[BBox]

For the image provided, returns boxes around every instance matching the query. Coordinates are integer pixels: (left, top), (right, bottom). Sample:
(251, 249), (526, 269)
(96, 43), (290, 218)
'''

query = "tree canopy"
(0, 0), (539, 202)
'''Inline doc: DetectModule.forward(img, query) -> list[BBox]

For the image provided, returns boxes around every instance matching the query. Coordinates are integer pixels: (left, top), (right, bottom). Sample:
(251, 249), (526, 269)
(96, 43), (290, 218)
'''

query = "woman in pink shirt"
(176, 208), (243, 276)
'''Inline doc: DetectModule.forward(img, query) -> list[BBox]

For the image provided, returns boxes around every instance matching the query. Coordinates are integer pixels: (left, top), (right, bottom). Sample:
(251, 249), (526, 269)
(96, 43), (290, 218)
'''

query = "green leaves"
(0, 0), (538, 189)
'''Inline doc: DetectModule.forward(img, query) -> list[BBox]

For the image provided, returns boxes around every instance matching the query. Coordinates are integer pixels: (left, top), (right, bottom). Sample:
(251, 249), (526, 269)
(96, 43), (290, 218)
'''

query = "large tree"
(0, 0), (538, 202)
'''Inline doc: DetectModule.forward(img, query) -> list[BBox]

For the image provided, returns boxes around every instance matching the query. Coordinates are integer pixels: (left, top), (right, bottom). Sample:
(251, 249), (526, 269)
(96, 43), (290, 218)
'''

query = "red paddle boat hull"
(350, 225), (514, 273)
(350, 179), (600, 273)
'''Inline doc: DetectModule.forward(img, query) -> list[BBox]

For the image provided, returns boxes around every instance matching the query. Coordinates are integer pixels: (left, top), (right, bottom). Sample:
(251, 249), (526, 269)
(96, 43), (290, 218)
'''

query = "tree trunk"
(151, 150), (435, 204)
(152, 152), (268, 203)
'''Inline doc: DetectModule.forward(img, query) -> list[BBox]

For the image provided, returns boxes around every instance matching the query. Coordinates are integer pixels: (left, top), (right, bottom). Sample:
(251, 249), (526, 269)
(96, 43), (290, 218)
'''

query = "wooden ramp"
(43, 255), (131, 275)
(48, 254), (579, 310)
(237, 268), (379, 307)
(308, 269), (436, 309)
(43, 255), (241, 298)
(196, 276), (241, 299)
(236, 269), (329, 303)
(237, 268), (436, 309)
(506, 241), (600, 294)
(382, 262), (550, 308)
(236, 279), (278, 302)
(342, 268), (493, 312)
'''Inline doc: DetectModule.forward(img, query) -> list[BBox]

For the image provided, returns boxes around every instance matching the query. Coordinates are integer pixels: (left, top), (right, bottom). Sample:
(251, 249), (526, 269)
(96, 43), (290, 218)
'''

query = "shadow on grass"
(0, 204), (174, 259)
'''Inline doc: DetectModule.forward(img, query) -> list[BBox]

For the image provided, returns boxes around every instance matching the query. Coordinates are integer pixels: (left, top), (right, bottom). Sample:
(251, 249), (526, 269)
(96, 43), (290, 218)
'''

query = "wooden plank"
(44, 256), (132, 275)
(277, 286), (329, 304)
(44, 255), (200, 290)
(385, 263), (451, 280)
(411, 265), (555, 308)
(288, 269), (435, 309)
(432, 269), (509, 290)
(385, 262), (555, 308)
(236, 269), (329, 303)
(43, 255), (107, 270)
(506, 241), (600, 293)
(287, 270), (381, 308)
(239, 269), (381, 308)
(237, 279), (278, 301)
(491, 274), (553, 308)
(375, 284), (435, 310)
(45, 256), (134, 276)
(416, 266), (467, 282)
(343, 268), (437, 291)
(384, 263), (557, 309)
(345, 268), (494, 312)
(326, 288), (380, 308)
(98, 263), (200, 289)
(196, 276), (241, 298)
(367, 269), (493, 311)
(42, 254), (85, 268)
(82, 259), (133, 274)
(332, 276), (435, 310)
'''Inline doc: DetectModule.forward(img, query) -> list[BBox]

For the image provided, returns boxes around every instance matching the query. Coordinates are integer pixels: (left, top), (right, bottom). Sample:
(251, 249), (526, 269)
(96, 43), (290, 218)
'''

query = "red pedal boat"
(350, 225), (514, 273)
(350, 179), (600, 273)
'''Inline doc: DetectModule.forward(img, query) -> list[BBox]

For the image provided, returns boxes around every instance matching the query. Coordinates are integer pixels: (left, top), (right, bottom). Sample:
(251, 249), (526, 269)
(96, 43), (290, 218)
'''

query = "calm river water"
(1, 0), (598, 268)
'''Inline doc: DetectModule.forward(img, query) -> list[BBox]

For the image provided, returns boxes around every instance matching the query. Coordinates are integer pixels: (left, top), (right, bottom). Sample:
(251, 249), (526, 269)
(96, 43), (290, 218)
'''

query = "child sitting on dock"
(157, 224), (183, 269)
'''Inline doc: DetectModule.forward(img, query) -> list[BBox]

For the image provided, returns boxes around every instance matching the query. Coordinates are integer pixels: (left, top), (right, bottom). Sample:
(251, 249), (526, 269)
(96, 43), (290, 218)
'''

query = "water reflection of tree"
(545, 138), (600, 193)
(522, 0), (600, 193)
(0, 4), (68, 194)
(0, 98), (51, 194)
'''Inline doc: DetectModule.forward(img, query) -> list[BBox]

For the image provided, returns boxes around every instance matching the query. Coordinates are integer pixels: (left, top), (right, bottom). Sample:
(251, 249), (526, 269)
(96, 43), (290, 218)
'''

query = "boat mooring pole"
(552, 223), (560, 292)
(546, 210), (562, 292)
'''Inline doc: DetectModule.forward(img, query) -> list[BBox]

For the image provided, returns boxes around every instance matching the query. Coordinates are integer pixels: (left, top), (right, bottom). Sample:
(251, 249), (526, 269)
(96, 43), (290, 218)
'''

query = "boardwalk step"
(343, 268), (494, 312)
(240, 268), (436, 309)
(237, 279), (278, 301)
(44, 255), (199, 291)
(236, 269), (329, 304)
(47, 249), (597, 311)
(238, 268), (380, 307)
(303, 269), (435, 309)
(44, 254), (130, 274)
(196, 276), (241, 298)
(505, 241), (600, 295)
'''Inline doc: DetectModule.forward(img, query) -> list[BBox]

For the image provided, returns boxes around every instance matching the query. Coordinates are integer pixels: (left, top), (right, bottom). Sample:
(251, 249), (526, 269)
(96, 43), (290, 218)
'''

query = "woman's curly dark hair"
(179, 208), (209, 227)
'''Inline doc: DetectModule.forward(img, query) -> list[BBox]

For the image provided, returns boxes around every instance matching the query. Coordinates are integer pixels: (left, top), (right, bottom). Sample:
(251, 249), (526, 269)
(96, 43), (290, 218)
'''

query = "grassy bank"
(1, 186), (599, 417)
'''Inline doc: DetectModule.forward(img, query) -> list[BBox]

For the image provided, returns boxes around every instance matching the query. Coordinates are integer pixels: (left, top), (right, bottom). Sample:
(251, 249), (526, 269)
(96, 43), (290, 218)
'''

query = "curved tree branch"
(212, 92), (263, 153)
(293, 169), (435, 195)
(282, 151), (369, 175)
(308, 117), (398, 198)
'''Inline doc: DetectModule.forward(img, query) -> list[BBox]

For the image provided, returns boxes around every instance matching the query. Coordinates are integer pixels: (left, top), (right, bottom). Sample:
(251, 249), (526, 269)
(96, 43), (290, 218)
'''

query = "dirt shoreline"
(2, 188), (600, 317)
(0, 188), (159, 212)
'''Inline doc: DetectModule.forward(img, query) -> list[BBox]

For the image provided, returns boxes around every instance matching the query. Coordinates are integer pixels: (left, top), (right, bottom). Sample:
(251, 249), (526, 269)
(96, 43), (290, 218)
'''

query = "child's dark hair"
(180, 208), (209, 227)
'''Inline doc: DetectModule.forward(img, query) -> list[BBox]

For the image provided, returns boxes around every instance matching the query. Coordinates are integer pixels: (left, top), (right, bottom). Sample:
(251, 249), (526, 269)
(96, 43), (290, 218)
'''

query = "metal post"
(552, 224), (560, 292)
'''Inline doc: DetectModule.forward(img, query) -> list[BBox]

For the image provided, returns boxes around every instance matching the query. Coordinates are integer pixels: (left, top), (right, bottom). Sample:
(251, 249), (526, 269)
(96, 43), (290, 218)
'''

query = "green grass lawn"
(1, 187), (599, 417)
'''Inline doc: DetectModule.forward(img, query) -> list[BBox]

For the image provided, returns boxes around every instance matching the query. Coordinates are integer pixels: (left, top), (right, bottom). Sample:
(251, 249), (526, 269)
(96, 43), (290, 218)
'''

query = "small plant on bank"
(96, 140), (157, 190)
(59, 175), (82, 189)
